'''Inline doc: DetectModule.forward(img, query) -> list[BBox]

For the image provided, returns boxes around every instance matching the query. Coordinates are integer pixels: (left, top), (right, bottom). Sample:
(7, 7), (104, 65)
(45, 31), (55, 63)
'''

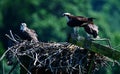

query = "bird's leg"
(86, 33), (92, 40)
(73, 27), (77, 39)
(73, 27), (80, 40)
(73, 27), (78, 35)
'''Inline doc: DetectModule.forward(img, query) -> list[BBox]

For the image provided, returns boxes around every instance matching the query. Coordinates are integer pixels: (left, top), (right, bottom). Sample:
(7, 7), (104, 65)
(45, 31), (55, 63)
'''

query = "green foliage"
(0, 60), (20, 74)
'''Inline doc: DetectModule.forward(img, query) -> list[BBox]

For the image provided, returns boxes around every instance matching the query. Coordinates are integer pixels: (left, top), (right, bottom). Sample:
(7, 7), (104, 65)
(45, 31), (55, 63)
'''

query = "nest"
(0, 31), (112, 74)
(4, 40), (110, 74)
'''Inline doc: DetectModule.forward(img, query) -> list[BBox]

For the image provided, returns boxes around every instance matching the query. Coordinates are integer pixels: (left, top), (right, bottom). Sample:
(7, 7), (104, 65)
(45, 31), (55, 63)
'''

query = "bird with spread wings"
(63, 13), (99, 38)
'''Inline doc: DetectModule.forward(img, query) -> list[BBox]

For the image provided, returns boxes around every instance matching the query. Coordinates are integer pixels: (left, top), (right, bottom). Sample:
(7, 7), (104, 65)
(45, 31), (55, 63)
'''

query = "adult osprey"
(20, 23), (39, 42)
(63, 13), (98, 38)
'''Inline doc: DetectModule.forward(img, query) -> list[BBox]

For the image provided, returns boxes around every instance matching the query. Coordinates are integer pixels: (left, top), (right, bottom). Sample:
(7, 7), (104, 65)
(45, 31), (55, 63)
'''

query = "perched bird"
(63, 12), (98, 38)
(20, 23), (39, 42)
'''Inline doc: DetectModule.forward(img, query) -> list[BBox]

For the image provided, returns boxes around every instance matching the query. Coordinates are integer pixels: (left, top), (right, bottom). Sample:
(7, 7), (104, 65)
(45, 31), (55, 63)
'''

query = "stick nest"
(6, 40), (110, 74)
(1, 31), (112, 74)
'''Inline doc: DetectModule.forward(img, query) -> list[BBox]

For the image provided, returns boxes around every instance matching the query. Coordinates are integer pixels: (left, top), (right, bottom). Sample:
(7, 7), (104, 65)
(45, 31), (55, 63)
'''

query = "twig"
(15, 54), (31, 74)
(10, 30), (16, 42)
(5, 34), (18, 43)
(34, 53), (38, 66)
(9, 47), (31, 74)
(79, 65), (82, 74)
(15, 34), (22, 40)
(0, 48), (11, 61)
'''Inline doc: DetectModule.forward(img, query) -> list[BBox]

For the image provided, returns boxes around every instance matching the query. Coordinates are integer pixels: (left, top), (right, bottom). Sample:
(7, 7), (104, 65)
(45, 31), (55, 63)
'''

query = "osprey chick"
(20, 23), (39, 42)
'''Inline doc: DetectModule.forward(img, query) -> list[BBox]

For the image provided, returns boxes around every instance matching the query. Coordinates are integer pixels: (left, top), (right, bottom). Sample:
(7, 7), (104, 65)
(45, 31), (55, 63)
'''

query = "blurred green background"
(0, 0), (120, 74)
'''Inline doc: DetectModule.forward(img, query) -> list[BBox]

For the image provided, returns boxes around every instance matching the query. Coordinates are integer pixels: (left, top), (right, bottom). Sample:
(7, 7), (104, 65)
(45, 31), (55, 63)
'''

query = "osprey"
(20, 23), (39, 42)
(63, 13), (98, 38)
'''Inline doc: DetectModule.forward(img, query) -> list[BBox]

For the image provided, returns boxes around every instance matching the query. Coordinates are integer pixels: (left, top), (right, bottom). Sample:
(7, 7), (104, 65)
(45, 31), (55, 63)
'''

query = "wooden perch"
(69, 37), (120, 61)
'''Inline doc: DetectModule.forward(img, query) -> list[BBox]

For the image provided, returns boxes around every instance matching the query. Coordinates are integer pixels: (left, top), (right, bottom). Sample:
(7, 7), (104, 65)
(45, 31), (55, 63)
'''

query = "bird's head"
(20, 23), (27, 32)
(63, 13), (72, 21)
(63, 12), (71, 16)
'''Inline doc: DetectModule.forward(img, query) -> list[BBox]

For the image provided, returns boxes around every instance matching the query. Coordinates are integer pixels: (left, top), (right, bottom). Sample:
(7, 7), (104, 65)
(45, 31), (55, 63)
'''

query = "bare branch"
(0, 48), (11, 61)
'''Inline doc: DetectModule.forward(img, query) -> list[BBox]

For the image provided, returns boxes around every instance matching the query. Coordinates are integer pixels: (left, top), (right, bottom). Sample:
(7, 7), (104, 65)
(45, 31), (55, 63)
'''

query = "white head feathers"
(63, 12), (71, 16)
(20, 23), (27, 32)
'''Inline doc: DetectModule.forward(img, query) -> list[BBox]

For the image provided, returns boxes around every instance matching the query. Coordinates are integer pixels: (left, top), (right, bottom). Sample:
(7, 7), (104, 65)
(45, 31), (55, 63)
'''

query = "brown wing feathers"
(63, 13), (98, 38)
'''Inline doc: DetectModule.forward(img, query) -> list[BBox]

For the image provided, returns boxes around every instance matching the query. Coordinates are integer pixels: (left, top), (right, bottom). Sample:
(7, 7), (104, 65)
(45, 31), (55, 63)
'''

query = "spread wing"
(69, 15), (90, 22)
